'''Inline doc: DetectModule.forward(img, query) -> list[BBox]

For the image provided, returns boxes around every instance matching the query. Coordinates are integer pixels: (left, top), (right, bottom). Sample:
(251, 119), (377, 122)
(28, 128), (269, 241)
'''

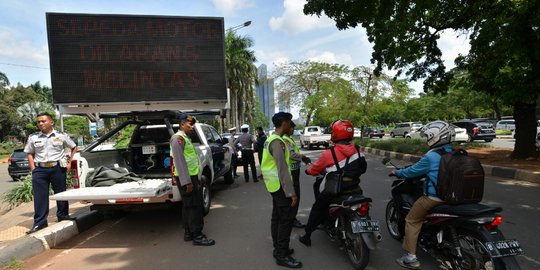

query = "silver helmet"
(420, 121), (455, 148)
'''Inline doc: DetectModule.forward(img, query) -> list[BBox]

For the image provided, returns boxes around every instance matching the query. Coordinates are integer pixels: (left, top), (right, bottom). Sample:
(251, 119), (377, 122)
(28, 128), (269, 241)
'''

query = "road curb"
(363, 146), (540, 184)
(0, 210), (103, 267)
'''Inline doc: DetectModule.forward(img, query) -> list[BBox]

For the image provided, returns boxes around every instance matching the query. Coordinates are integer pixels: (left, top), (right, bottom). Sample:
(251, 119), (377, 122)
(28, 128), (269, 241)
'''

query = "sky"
(0, 0), (470, 99)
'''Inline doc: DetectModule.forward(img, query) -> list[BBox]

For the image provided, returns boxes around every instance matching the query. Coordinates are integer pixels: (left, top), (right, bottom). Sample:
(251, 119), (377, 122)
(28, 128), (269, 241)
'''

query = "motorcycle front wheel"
(345, 234), (370, 270)
(385, 199), (404, 240)
(455, 233), (508, 270)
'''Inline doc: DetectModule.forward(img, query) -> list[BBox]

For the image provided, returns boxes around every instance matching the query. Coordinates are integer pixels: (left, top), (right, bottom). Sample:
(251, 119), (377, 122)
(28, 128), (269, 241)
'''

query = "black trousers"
(176, 175), (204, 235)
(241, 149), (257, 182)
(257, 148), (263, 166)
(292, 169), (301, 215)
(31, 165), (69, 227)
(271, 188), (297, 256)
(304, 192), (333, 235)
(231, 153), (238, 176)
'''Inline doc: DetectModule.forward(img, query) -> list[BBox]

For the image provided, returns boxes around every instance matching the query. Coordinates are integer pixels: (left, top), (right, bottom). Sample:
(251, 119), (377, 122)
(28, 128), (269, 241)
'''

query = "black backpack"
(433, 149), (485, 204)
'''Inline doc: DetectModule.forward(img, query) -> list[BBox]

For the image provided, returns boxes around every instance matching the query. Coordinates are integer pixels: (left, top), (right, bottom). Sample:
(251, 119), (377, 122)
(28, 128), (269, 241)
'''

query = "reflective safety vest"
(261, 134), (292, 192)
(171, 132), (200, 176)
(282, 135), (301, 171)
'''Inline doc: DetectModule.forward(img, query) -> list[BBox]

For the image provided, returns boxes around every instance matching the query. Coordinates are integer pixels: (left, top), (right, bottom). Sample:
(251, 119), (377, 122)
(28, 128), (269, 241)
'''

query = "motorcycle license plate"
(351, 219), (380, 233)
(485, 239), (523, 258)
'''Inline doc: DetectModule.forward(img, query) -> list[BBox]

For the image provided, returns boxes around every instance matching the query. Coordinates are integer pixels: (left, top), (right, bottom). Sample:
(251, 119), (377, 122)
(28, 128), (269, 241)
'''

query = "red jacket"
(306, 143), (366, 176)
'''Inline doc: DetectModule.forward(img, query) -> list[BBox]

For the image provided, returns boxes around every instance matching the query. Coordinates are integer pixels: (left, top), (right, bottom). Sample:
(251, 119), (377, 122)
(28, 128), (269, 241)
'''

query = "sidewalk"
(0, 200), (103, 267)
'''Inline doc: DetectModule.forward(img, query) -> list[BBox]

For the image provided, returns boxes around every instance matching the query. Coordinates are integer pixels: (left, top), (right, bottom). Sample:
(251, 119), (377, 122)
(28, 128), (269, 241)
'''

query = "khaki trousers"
(403, 195), (444, 254)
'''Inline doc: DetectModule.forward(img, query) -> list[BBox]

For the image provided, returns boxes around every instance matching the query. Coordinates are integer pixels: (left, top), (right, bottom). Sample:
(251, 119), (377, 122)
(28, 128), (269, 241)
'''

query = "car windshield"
(307, 127), (318, 132)
(11, 151), (27, 159)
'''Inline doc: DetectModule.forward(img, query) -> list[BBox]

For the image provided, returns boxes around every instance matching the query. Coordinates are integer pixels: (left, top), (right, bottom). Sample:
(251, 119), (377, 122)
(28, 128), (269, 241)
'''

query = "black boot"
(299, 234), (311, 247)
(192, 234), (215, 246)
(275, 255), (302, 268)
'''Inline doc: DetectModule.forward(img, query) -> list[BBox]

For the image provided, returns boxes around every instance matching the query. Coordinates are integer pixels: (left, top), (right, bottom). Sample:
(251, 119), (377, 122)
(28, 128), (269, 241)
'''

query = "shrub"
(355, 138), (491, 156)
(2, 173), (72, 208)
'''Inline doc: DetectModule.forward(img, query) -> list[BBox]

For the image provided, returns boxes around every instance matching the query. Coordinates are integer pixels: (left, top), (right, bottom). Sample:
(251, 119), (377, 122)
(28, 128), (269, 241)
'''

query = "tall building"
(255, 64), (275, 127)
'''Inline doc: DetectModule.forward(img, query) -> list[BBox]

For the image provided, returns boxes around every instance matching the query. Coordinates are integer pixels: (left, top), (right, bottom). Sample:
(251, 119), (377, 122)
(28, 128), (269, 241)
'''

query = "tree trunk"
(510, 101), (538, 159)
(492, 101), (501, 121)
(305, 108), (314, 127)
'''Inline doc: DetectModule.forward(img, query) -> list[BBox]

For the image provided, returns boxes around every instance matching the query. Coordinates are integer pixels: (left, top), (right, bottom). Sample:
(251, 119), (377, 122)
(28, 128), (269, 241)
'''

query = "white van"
(390, 122), (423, 138)
(496, 119), (515, 131)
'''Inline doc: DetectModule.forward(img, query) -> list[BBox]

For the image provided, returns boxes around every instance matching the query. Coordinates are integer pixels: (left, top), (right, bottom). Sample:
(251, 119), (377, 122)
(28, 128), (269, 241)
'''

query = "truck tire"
(201, 174), (211, 216)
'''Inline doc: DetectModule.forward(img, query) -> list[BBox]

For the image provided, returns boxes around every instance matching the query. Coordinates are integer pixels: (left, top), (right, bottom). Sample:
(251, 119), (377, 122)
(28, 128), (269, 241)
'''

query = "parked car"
(405, 124), (468, 143)
(390, 122), (423, 138)
(7, 149), (30, 181)
(50, 111), (233, 216)
(299, 126), (331, 149)
(496, 119), (515, 131)
(364, 127), (385, 138)
(452, 120), (496, 142)
(353, 128), (362, 138)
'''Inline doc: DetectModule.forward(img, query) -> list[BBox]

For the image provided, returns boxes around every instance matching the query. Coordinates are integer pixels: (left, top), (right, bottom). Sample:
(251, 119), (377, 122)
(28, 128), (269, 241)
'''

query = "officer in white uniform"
(24, 112), (77, 234)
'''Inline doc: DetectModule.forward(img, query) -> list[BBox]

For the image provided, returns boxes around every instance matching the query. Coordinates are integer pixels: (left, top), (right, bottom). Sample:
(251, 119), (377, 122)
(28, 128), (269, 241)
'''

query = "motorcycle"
(382, 158), (523, 270)
(314, 176), (382, 270)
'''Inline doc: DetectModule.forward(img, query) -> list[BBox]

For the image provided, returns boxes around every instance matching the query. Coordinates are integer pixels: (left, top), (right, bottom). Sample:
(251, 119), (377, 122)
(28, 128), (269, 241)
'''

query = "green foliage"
(4, 258), (23, 270)
(304, 0), (539, 158)
(2, 173), (73, 207)
(225, 31), (258, 128)
(250, 95), (269, 128)
(114, 124), (136, 149)
(356, 138), (491, 156)
(2, 175), (34, 207)
(496, 129), (513, 135)
(63, 115), (91, 142)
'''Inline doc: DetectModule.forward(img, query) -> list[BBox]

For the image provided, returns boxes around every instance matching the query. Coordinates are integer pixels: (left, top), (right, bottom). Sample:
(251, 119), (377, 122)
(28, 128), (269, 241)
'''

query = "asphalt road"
(21, 150), (540, 270)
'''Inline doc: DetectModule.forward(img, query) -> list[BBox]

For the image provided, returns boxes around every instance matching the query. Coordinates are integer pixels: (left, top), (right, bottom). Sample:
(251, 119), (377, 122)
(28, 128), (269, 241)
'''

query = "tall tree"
(305, 0), (540, 158)
(274, 61), (348, 126)
(225, 31), (258, 128)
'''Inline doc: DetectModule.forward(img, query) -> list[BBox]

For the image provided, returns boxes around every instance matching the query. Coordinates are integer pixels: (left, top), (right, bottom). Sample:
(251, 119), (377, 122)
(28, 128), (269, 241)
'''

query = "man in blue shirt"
(392, 121), (455, 269)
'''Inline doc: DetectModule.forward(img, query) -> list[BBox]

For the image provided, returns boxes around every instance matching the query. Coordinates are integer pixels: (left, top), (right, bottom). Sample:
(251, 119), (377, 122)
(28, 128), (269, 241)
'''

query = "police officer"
(262, 112), (302, 268)
(282, 121), (311, 229)
(229, 127), (239, 178)
(24, 112), (77, 234)
(170, 113), (215, 246)
(233, 124), (258, 182)
(255, 126), (267, 180)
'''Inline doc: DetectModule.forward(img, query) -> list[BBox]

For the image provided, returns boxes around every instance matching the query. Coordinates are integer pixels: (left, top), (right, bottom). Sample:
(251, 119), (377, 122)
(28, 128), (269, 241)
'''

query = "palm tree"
(225, 31), (258, 128)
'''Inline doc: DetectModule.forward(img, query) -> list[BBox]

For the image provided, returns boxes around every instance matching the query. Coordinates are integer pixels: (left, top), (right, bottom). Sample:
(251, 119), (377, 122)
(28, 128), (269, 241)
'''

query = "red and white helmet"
(331, 120), (354, 142)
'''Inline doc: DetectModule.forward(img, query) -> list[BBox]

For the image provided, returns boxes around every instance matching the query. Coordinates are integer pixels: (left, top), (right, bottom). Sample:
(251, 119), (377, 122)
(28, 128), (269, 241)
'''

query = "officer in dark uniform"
(262, 112), (302, 268)
(233, 125), (258, 182)
(170, 113), (215, 246)
(24, 112), (77, 234)
(229, 127), (239, 177)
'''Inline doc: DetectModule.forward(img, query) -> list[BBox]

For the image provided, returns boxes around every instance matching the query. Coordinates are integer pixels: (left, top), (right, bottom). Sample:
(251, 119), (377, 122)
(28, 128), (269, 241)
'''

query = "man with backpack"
(391, 121), (455, 269)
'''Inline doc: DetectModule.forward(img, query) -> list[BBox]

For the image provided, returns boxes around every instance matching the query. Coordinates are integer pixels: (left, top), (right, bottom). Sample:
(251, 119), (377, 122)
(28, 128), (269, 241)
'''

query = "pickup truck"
(299, 126), (331, 150)
(51, 111), (234, 215)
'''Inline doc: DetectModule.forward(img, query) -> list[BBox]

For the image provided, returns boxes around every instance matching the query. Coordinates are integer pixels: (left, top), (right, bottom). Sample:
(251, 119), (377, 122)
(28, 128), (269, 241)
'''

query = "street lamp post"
(228, 20), (252, 32)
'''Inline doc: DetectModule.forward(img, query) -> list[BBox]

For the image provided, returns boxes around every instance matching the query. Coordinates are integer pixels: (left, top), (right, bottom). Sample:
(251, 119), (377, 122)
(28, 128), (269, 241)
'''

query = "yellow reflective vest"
(261, 134), (292, 192)
(171, 132), (200, 176)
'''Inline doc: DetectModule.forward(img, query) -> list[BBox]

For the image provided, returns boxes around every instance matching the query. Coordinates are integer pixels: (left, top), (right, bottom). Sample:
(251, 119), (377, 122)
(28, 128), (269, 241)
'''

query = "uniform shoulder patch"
(176, 136), (185, 145)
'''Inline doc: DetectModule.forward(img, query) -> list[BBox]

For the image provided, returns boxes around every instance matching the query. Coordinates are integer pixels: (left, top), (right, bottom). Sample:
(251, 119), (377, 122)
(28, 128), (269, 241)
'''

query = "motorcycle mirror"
(382, 158), (391, 165)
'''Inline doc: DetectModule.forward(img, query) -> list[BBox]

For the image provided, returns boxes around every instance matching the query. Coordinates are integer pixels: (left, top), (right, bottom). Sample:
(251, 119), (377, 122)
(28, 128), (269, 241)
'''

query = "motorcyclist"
(392, 121), (455, 269)
(299, 120), (367, 247)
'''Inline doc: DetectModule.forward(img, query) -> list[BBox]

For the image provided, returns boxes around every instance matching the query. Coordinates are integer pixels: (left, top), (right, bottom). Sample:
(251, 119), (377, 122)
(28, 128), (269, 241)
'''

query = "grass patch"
(355, 138), (492, 156)
(495, 129), (512, 135)
(4, 258), (23, 270)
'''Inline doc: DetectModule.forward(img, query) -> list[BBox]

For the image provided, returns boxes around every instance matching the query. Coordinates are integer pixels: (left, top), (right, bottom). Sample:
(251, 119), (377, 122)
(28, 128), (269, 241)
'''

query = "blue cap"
(178, 113), (196, 123)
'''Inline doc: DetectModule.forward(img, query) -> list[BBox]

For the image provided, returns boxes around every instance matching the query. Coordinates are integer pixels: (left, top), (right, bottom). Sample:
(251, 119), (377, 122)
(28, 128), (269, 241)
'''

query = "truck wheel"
(201, 175), (211, 216)
(308, 144), (313, 150)
(390, 132), (395, 138)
